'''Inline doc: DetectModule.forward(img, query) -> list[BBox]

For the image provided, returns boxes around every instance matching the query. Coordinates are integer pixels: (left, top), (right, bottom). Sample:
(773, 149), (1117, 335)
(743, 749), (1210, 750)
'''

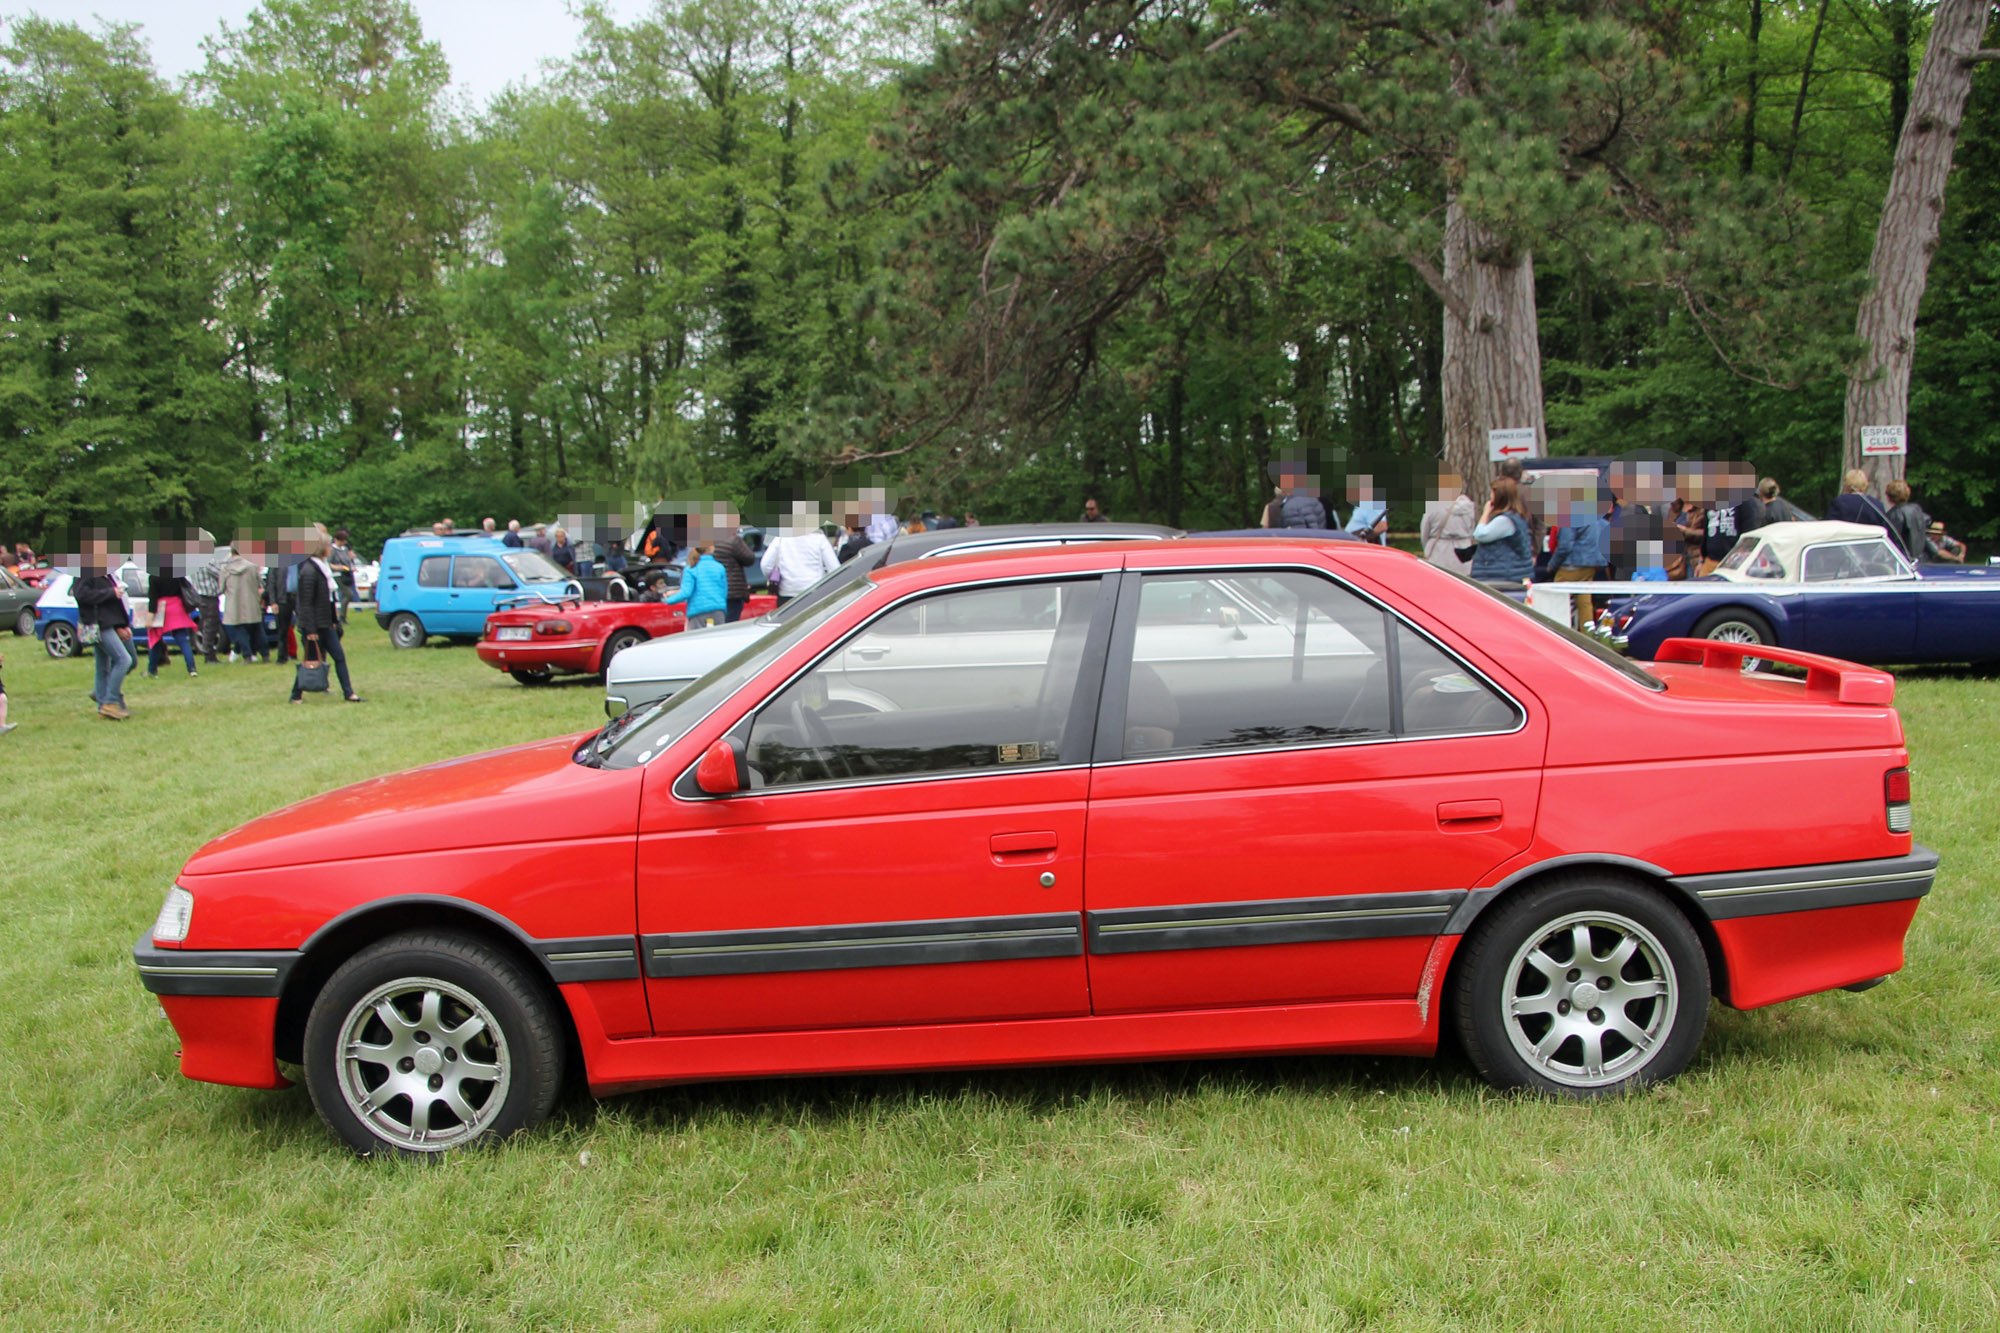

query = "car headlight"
(152, 886), (194, 943)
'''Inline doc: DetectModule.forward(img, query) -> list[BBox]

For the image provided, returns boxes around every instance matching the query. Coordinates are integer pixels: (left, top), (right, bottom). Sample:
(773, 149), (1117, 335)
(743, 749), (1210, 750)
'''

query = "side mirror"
(695, 739), (746, 795)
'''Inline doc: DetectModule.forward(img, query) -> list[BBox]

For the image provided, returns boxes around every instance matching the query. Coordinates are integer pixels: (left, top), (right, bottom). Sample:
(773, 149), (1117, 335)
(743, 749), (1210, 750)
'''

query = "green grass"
(1, 633), (1997, 1330)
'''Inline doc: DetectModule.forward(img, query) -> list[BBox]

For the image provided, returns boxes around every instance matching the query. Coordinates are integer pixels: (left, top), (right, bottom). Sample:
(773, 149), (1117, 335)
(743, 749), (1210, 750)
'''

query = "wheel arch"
(1442, 855), (1729, 1006)
(273, 896), (574, 1066)
(597, 623), (651, 674)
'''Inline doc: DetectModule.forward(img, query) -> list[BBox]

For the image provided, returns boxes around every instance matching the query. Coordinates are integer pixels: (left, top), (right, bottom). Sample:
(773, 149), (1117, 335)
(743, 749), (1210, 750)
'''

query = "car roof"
(863, 534), (1401, 591)
(381, 534), (511, 553)
(877, 521), (1181, 564)
(1741, 521), (1893, 557)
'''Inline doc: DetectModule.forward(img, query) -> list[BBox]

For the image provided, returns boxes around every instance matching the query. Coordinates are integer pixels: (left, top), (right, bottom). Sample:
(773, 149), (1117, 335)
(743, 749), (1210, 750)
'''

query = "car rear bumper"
(476, 638), (603, 673)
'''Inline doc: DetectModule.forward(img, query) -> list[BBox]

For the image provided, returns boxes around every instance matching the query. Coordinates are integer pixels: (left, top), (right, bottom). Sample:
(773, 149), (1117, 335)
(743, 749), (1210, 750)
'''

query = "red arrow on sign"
(1497, 444), (1531, 456)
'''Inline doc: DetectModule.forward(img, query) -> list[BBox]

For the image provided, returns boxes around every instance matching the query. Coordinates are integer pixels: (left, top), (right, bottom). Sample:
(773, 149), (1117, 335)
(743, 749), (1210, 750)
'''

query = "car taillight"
(534, 619), (573, 636)
(1885, 767), (1912, 833)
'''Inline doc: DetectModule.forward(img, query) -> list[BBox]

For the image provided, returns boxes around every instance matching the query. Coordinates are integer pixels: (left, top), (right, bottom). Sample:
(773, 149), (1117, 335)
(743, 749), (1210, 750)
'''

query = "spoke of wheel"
(440, 1083), (481, 1126)
(1607, 1010), (1654, 1051)
(1510, 990), (1560, 1018)
(1524, 948), (1566, 981)
(408, 1095), (434, 1141)
(457, 1058), (502, 1084)
(417, 988), (444, 1034)
(442, 1012), (487, 1046)
(1604, 934), (1639, 974)
(346, 1038), (397, 1067)
(1576, 1028), (1606, 1078)
(1533, 1022), (1573, 1064)
(1570, 923), (1595, 967)
(375, 998), (416, 1036)
(1613, 976), (1669, 1003)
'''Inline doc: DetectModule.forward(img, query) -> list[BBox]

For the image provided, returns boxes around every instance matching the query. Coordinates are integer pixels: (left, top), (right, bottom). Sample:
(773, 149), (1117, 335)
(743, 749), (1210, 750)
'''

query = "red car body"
(475, 592), (779, 681)
(137, 539), (1935, 1153)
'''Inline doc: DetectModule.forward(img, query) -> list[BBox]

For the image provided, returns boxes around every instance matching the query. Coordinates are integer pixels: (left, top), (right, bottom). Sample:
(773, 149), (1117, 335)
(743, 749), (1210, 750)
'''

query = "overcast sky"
(14, 1), (651, 106)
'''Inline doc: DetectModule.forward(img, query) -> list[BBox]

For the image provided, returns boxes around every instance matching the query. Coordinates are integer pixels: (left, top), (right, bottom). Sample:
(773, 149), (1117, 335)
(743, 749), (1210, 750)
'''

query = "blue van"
(373, 535), (582, 648)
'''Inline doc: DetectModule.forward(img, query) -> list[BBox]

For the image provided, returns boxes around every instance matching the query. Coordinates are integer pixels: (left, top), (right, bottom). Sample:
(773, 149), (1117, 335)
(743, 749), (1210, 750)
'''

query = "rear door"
(1082, 556), (1545, 1014)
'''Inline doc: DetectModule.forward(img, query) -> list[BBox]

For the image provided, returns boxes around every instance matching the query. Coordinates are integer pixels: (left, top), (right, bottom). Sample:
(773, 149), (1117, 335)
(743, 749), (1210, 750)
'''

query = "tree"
(1844, 0), (1998, 488)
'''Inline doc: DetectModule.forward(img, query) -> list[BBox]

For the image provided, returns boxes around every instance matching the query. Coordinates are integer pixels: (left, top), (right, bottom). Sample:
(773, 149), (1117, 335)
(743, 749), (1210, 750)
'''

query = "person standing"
(1420, 471), (1478, 575)
(1079, 498), (1109, 523)
(220, 542), (266, 662)
(74, 550), (135, 719)
(329, 529), (358, 626)
(0, 647), (13, 734)
(1757, 478), (1810, 523)
(1883, 480), (1929, 564)
(502, 520), (524, 548)
(1826, 469), (1896, 534)
(1548, 496), (1612, 627)
(760, 513), (839, 605)
(712, 522), (760, 622)
(1469, 477), (1535, 586)
(291, 527), (364, 704)
(549, 526), (577, 571)
(146, 563), (199, 677)
(1344, 476), (1388, 543)
(269, 548), (300, 665)
(188, 544), (225, 663)
(528, 523), (553, 555)
(663, 542), (729, 628)
(1263, 474), (1328, 529)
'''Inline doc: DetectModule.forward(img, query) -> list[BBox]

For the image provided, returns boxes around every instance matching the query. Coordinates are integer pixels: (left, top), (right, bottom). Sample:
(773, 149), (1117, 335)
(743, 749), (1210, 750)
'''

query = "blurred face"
(1083, 501), (1100, 518)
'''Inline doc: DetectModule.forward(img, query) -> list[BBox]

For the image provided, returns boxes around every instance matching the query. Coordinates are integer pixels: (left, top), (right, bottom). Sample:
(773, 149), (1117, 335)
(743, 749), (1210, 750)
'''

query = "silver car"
(603, 523), (1179, 716)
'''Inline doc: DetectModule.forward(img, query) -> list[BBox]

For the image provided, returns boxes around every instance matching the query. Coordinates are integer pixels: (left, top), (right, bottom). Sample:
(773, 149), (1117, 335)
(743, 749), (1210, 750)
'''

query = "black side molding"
(133, 931), (299, 998)
(1671, 846), (1939, 922)
(643, 913), (1083, 978)
(1087, 891), (1460, 956)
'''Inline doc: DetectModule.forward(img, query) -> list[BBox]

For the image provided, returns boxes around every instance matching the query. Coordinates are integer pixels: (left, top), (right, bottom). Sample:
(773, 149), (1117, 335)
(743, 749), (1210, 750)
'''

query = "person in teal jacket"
(663, 543), (729, 628)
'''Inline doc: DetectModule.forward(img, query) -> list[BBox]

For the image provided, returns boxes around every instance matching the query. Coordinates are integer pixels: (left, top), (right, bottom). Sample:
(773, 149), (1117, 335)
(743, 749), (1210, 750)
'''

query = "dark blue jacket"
(1471, 513), (1535, 583)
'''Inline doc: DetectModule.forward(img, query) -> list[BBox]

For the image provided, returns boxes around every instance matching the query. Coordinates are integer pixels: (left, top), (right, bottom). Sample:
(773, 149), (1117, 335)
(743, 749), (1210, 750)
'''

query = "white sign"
(1860, 425), (1907, 457)
(1488, 428), (1537, 462)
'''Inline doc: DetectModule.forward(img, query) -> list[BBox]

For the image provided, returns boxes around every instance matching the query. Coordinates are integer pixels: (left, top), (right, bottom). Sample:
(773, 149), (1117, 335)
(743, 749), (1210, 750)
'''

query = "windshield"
(590, 580), (870, 769)
(1459, 577), (1665, 692)
(502, 550), (570, 584)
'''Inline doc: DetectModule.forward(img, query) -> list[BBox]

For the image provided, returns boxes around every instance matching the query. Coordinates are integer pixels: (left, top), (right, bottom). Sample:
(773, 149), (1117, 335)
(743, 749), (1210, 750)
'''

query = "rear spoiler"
(1653, 638), (1895, 705)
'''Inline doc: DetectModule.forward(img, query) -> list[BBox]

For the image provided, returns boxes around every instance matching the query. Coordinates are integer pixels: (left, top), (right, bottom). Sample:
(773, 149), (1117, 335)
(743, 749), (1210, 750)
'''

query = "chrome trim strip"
(1669, 847), (1938, 921)
(1695, 868), (1930, 900)
(543, 948), (634, 962)
(1086, 890), (1461, 955)
(136, 964), (280, 977)
(643, 912), (1084, 977)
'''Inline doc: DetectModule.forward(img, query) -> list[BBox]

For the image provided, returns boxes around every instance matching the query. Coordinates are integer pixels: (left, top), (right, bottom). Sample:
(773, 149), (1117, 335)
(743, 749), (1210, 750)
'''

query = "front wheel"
(1453, 877), (1708, 1097)
(303, 932), (564, 1157)
(44, 620), (77, 658)
(387, 612), (426, 650)
(599, 626), (647, 673)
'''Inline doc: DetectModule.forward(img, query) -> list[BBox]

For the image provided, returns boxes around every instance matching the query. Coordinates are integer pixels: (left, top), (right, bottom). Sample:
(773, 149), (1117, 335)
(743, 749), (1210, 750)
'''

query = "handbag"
(295, 635), (331, 693)
(1453, 544), (1478, 563)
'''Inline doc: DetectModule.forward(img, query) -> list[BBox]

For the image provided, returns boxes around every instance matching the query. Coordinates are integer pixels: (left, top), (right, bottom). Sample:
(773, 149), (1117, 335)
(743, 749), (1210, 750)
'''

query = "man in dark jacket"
(1884, 480), (1929, 563)
(291, 528), (362, 703)
(74, 544), (135, 719)
(712, 523), (761, 622)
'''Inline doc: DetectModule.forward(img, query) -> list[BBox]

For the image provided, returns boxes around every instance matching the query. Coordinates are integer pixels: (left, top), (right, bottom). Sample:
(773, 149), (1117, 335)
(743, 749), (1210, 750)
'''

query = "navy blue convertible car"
(1616, 521), (2000, 666)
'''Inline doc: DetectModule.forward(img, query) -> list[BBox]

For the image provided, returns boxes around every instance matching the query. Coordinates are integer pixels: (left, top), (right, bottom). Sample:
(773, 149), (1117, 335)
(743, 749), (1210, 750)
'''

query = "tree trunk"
(1843, 0), (1995, 489)
(1742, 0), (1763, 174)
(1437, 0), (1546, 499)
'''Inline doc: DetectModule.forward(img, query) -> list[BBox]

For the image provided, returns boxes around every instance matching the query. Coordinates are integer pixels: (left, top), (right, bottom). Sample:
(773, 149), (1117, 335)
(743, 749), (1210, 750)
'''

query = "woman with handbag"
(1421, 470), (1478, 575)
(146, 564), (200, 677)
(290, 527), (365, 704)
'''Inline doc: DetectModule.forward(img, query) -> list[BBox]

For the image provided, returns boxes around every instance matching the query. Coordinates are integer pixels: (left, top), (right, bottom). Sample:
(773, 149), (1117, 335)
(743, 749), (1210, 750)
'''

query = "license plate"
(495, 626), (532, 641)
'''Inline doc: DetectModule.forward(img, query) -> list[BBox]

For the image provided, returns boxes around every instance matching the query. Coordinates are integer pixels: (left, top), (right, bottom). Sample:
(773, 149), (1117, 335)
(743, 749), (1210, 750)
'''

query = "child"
(0, 647), (13, 734)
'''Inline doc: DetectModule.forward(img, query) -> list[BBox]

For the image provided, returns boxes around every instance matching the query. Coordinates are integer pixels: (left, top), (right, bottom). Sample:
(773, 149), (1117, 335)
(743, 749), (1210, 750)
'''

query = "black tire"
(12, 608), (32, 637)
(1453, 876), (1708, 1097)
(302, 931), (564, 1157)
(387, 612), (426, 650)
(1691, 607), (1775, 647)
(600, 626), (647, 672)
(509, 667), (554, 686)
(44, 620), (77, 659)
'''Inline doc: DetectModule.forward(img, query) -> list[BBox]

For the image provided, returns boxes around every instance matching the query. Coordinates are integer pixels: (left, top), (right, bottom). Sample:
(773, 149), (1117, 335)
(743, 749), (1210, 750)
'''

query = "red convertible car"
(136, 538), (1935, 1155)
(475, 589), (778, 684)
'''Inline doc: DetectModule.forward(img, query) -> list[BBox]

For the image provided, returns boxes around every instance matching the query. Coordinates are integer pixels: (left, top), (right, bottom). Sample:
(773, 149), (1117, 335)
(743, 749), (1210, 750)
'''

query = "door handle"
(853, 647), (889, 661)
(1437, 799), (1503, 828)
(990, 830), (1058, 863)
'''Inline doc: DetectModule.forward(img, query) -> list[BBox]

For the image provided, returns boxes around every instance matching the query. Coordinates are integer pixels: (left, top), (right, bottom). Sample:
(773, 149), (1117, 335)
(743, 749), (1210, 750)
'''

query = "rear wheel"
(387, 613), (426, 650)
(509, 667), (553, 686)
(1691, 607), (1775, 647)
(44, 620), (77, 658)
(600, 627), (647, 672)
(1454, 877), (1708, 1097)
(12, 608), (31, 636)
(302, 932), (564, 1157)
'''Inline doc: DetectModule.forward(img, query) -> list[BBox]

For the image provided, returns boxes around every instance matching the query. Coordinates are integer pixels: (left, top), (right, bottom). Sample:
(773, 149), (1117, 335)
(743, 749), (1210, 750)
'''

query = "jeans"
(273, 599), (295, 662)
(725, 598), (746, 623)
(93, 628), (134, 706)
(225, 622), (267, 660)
(291, 625), (356, 700)
(148, 627), (196, 674)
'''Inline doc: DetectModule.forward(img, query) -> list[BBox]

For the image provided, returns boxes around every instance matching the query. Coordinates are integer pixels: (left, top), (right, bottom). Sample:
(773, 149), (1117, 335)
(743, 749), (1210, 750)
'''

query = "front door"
(1797, 540), (1917, 662)
(1083, 564), (1544, 1014)
(636, 574), (1113, 1035)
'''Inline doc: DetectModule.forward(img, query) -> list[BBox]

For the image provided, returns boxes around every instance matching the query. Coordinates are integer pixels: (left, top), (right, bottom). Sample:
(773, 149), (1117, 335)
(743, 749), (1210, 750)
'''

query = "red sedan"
(136, 539), (1935, 1155)
(475, 591), (778, 683)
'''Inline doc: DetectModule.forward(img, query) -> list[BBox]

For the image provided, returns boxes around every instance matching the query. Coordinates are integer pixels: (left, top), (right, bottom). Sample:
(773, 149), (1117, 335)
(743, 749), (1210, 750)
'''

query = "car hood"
(607, 616), (772, 686)
(183, 734), (643, 875)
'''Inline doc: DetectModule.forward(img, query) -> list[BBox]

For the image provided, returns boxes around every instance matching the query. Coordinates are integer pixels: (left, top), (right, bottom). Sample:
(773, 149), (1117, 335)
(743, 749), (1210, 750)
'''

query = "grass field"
(1, 629), (1996, 1330)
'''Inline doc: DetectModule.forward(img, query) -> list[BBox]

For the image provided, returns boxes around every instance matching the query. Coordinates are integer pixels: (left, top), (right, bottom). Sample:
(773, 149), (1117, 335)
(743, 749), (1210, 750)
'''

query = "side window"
(746, 578), (1102, 789)
(418, 556), (451, 588)
(452, 555), (510, 589)
(1850, 541), (1907, 579)
(1117, 570), (1518, 757)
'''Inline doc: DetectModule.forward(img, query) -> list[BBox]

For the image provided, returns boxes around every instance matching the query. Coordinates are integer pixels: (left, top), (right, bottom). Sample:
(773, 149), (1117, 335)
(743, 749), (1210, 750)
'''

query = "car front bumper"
(135, 931), (296, 1089)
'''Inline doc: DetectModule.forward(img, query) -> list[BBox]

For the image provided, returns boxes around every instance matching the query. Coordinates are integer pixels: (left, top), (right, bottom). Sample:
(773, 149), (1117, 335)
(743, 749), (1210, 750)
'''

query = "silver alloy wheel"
(1500, 910), (1679, 1089)
(1705, 620), (1763, 644)
(44, 620), (77, 658)
(335, 975), (511, 1152)
(13, 608), (32, 636)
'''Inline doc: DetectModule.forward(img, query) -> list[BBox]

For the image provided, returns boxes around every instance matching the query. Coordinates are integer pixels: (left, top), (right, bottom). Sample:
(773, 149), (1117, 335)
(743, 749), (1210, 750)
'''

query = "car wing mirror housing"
(695, 739), (748, 795)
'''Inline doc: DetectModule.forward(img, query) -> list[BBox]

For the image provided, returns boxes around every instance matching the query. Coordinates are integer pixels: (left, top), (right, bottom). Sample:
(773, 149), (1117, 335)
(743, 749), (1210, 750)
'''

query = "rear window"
(1460, 577), (1665, 692)
(1719, 536), (1784, 579)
